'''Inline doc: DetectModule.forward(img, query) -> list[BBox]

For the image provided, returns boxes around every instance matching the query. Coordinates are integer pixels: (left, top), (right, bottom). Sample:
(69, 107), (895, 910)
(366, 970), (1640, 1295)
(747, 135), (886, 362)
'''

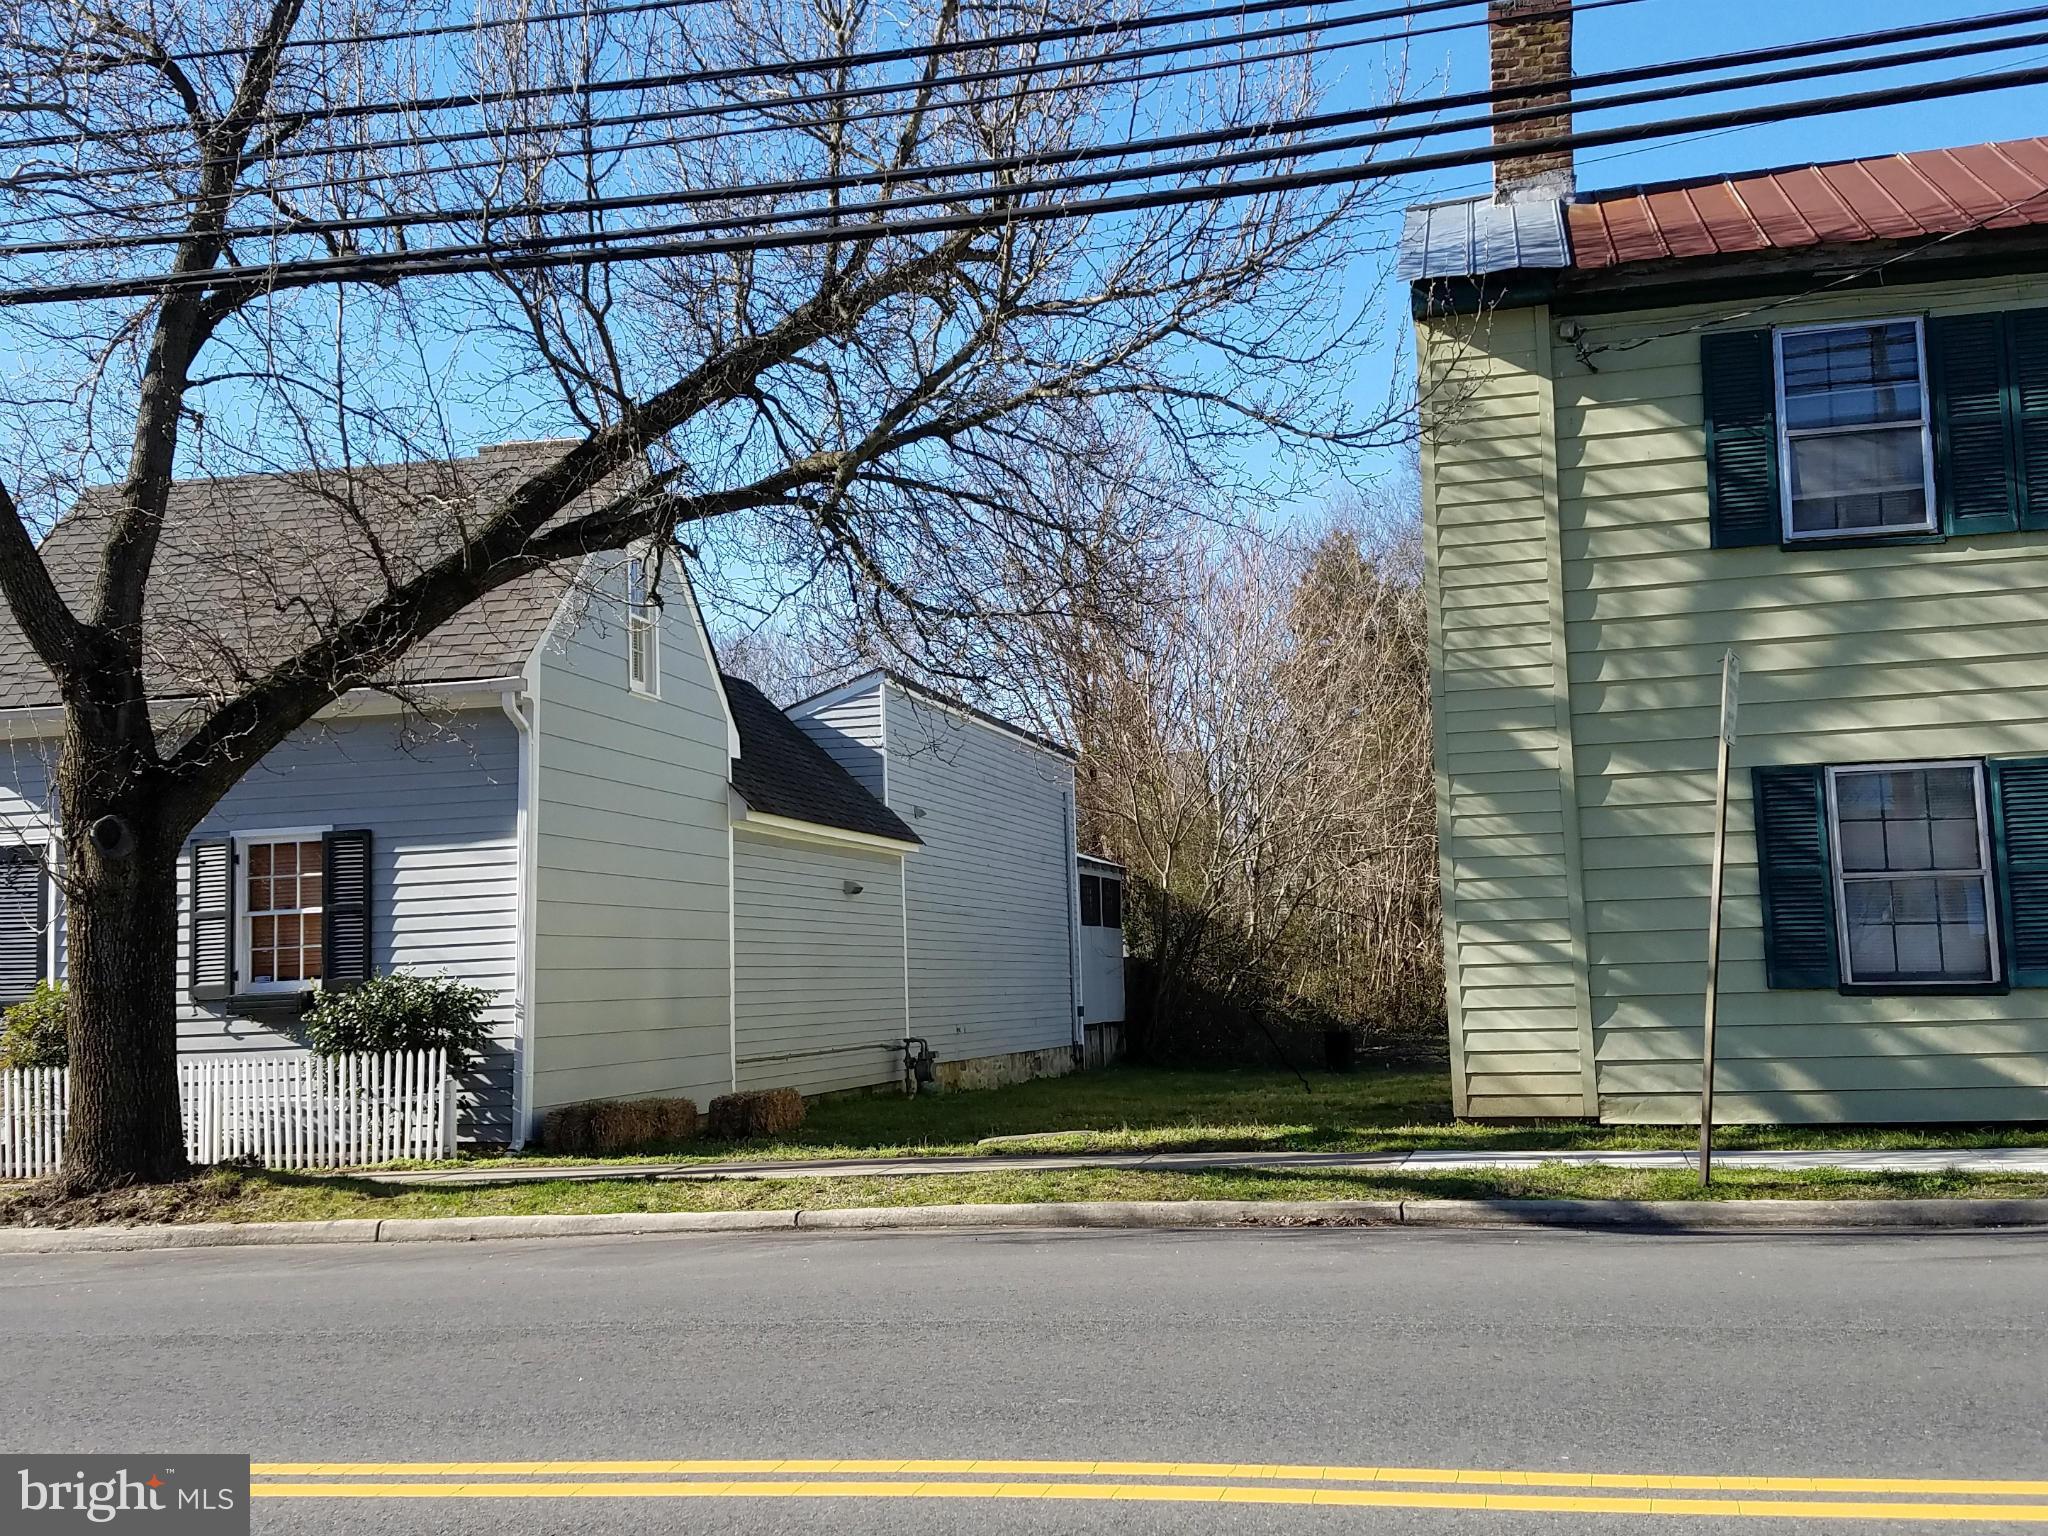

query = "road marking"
(248, 1480), (2048, 1520)
(248, 1459), (2048, 1497)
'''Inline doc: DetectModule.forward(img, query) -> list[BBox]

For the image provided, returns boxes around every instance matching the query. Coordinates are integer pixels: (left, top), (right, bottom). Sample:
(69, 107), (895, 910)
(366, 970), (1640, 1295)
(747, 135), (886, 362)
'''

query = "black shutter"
(1702, 330), (1782, 548)
(1989, 758), (2048, 988)
(0, 846), (47, 1006)
(1752, 766), (1840, 989)
(1102, 878), (1122, 931)
(1079, 874), (1101, 927)
(188, 838), (234, 1001)
(322, 829), (373, 987)
(1929, 312), (2019, 536)
(2009, 307), (2048, 531)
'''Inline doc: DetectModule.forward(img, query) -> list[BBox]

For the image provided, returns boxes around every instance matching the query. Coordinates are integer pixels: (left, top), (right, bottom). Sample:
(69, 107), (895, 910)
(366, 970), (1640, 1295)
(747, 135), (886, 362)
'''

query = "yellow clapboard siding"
(1598, 1087), (2048, 1125)
(1596, 1053), (2048, 1098)
(1467, 1091), (1588, 1117)
(1424, 303), (1592, 1119)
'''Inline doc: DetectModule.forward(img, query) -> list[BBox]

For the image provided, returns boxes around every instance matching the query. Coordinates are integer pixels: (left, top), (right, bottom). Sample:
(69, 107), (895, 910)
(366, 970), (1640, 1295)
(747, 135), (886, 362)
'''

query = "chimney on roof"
(1489, 0), (1574, 202)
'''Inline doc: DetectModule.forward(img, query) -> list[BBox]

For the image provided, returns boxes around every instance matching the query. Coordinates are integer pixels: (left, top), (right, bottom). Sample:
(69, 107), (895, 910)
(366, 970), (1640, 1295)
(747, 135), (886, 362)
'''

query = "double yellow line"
(248, 1458), (2048, 1522)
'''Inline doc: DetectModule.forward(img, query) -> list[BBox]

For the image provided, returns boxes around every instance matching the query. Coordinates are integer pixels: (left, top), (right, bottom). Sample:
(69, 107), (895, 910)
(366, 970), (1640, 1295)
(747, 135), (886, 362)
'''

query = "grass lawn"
(11, 1063), (2048, 1227)
(423, 1063), (2048, 1169)
(7, 1160), (2048, 1229)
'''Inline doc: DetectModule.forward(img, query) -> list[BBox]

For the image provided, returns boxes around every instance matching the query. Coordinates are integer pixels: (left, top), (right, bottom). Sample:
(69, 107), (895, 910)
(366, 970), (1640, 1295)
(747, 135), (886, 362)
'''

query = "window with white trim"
(1826, 762), (1997, 986)
(626, 548), (659, 695)
(241, 835), (325, 989)
(1776, 319), (1935, 539)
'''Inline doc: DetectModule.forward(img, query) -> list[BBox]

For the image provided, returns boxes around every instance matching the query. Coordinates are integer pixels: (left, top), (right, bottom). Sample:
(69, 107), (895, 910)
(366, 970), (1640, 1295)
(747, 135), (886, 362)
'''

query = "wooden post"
(1699, 648), (1740, 1188)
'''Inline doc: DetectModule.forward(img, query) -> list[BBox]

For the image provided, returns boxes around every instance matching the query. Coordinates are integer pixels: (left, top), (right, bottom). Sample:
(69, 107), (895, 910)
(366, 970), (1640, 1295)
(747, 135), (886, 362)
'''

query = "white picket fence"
(0, 1067), (64, 1181)
(0, 1049), (453, 1179)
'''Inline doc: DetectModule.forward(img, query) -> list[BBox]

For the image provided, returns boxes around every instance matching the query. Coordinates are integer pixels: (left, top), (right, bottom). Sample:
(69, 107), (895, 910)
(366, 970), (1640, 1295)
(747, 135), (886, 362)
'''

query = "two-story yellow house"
(1414, 111), (2048, 1123)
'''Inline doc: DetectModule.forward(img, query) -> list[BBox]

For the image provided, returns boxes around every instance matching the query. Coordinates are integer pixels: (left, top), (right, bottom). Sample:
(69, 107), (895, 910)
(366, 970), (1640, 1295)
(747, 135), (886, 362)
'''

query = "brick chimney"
(1489, 0), (1573, 202)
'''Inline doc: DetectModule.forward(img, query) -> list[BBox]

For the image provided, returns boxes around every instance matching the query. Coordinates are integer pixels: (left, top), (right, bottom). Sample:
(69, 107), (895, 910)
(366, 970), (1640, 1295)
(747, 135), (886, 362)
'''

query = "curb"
(2, 1196), (2047, 1254)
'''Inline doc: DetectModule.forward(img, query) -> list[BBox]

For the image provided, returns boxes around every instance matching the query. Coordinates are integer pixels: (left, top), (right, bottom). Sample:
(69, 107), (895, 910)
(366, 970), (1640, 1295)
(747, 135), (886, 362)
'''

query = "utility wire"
(8, 20), (2041, 261)
(0, 0), (2013, 230)
(0, 0), (1575, 185)
(11, 55), (2047, 306)
(0, 0), (1492, 152)
(155, 0), (728, 63)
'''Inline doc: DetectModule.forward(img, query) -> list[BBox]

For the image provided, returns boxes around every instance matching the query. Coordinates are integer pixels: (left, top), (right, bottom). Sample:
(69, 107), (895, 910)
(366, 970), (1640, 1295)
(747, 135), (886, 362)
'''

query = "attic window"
(1775, 320), (1935, 540)
(626, 549), (660, 696)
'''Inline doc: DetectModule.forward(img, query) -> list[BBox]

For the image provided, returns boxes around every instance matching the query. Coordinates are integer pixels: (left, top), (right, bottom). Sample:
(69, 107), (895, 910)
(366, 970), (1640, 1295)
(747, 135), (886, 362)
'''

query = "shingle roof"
(0, 445), (578, 711)
(1567, 137), (2048, 270)
(724, 674), (919, 845)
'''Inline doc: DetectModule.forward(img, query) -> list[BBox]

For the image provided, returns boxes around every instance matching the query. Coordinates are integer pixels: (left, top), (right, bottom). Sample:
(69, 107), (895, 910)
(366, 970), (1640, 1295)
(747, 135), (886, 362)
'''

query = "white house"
(0, 447), (1117, 1142)
(787, 671), (1092, 1092)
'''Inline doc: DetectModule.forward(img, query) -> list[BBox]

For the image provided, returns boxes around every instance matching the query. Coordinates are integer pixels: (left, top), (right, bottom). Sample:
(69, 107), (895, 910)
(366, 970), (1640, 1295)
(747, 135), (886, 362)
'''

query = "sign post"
(1699, 648), (1739, 1188)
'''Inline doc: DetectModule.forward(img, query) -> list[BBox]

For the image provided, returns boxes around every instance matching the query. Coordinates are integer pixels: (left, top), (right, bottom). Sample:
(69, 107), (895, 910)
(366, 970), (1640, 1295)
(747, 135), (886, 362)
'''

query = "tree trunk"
(54, 796), (188, 1193)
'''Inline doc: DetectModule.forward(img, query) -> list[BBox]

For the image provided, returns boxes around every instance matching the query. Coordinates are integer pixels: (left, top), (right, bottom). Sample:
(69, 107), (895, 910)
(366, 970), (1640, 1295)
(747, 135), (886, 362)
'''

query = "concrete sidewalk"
(359, 1143), (2048, 1187)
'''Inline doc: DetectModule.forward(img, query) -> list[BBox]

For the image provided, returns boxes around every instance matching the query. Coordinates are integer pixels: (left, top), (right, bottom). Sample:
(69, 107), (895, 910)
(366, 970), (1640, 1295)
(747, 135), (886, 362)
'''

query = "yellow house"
(1414, 120), (2048, 1123)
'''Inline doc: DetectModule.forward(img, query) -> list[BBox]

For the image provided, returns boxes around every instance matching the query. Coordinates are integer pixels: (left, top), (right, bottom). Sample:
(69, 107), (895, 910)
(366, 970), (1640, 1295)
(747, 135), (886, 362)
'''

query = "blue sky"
(1292, 0), (2048, 509)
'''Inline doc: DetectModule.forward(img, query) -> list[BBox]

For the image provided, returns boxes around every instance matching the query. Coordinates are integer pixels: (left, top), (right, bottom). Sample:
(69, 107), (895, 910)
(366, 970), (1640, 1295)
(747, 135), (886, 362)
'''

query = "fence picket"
(400, 1050), (414, 1160)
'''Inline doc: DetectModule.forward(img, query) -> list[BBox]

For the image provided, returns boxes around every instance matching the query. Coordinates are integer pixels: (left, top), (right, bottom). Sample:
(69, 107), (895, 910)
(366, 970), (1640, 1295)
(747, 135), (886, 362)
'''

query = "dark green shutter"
(188, 839), (235, 1001)
(1989, 758), (2048, 987)
(0, 846), (47, 1006)
(1702, 330), (1782, 548)
(1929, 312), (2020, 536)
(322, 829), (373, 987)
(2009, 308), (2048, 531)
(1752, 766), (1839, 989)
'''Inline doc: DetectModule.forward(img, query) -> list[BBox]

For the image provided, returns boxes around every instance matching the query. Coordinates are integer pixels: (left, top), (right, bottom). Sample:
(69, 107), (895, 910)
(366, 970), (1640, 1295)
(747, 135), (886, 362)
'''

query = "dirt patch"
(0, 1169), (250, 1228)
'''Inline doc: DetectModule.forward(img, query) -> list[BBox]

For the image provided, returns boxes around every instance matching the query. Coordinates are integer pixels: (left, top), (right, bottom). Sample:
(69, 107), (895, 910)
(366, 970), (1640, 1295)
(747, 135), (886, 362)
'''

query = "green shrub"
(0, 981), (67, 1070)
(705, 1087), (805, 1140)
(539, 1096), (699, 1155)
(302, 971), (492, 1075)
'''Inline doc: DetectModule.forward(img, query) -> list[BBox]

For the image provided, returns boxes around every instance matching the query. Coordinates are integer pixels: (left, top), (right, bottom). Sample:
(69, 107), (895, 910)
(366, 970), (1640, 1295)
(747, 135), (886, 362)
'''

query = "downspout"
(500, 689), (540, 1147)
(727, 810), (738, 1095)
(1065, 785), (1083, 1055)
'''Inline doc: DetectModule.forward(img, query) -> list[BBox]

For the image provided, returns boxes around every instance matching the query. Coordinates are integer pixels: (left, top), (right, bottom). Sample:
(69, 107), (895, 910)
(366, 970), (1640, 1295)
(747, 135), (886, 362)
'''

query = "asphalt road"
(2, 1226), (2045, 1533)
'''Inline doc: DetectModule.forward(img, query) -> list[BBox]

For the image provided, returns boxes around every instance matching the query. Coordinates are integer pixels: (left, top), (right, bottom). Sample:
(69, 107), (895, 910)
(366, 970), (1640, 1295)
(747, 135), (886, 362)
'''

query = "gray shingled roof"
(1396, 195), (1571, 281)
(0, 445), (579, 711)
(724, 674), (918, 845)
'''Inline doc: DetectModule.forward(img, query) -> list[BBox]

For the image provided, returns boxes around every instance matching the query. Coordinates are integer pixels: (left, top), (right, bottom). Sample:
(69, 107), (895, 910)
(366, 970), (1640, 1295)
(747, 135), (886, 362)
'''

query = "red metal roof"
(1565, 138), (2048, 270)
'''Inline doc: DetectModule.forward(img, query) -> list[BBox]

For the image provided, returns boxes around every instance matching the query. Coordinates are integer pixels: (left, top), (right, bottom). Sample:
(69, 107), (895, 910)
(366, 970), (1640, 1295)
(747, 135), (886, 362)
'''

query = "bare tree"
(1051, 503), (1436, 1055)
(0, 0), (1407, 1187)
(706, 425), (1198, 715)
(1284, 499), (1438, 1034)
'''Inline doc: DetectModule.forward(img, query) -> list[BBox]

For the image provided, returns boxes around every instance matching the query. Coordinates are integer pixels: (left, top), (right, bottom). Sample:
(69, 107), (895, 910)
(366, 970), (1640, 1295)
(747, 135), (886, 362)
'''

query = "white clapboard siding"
(529, 553), (736, 1116)
(882, 684), (1078, 1066)
(0, 1050), (453, 1178)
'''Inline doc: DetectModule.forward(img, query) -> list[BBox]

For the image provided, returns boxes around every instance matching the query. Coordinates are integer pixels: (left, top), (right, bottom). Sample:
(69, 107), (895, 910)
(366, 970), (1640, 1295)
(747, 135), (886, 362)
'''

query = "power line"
(0, 0), (1492, 152)
(9, 19), (2042, 262)
(0, 0), (2015, 228)
(11, 55), (2048, 306)
(156, 0), (727, 64)
(2, 0), (1574, 186)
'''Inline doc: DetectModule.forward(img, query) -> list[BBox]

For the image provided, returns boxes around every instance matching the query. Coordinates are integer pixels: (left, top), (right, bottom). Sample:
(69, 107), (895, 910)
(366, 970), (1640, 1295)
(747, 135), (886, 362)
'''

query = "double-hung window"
(240, 833), (325, 990)
(1776, 319), (1936, 540)
(1826, 762), (1997, 986)
(626, 548), (659, 696)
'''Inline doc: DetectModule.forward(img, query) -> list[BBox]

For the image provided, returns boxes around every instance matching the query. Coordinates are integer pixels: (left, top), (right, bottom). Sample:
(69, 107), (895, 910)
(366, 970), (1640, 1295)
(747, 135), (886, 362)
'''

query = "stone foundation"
(932, 1044), (1079, 1094)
